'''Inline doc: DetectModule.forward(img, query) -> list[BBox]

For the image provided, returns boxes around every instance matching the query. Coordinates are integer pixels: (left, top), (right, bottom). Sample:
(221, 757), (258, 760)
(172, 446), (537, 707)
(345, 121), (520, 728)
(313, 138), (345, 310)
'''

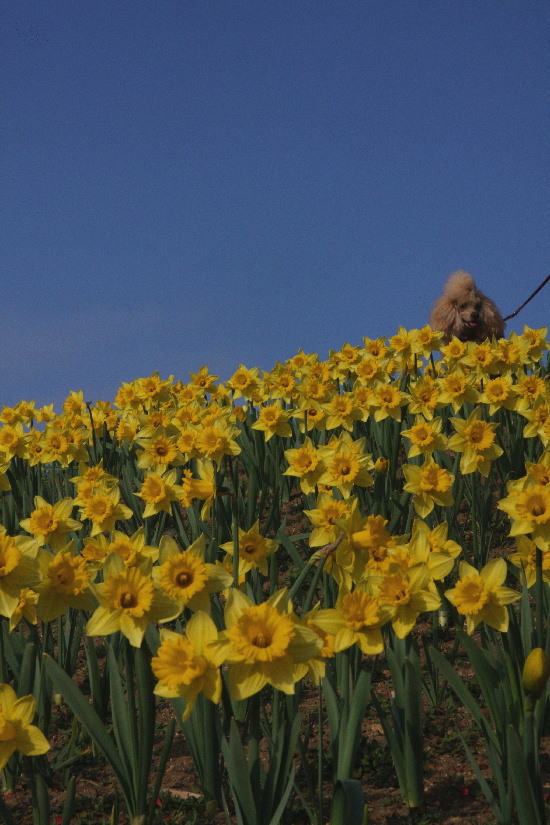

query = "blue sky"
(2, 1), (549, 410)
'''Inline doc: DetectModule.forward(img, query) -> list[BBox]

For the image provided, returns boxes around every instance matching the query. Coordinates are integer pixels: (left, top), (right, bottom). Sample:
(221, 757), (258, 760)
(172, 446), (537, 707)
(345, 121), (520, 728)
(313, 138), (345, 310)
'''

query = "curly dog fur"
(430, 270), (505, 344)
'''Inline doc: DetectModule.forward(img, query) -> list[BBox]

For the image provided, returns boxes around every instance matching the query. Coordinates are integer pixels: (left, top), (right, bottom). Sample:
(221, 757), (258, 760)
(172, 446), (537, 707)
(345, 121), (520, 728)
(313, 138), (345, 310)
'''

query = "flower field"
(1, 324), (550, 825)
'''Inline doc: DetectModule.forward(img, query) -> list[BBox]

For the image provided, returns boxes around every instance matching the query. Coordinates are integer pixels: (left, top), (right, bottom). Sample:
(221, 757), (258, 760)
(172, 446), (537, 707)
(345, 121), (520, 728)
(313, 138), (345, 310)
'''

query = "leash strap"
(503, 272), (550, 321)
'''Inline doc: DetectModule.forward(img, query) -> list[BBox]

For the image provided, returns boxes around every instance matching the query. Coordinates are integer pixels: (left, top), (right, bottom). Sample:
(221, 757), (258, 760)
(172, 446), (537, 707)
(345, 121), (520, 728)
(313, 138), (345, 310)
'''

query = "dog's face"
(455, 290), (483, 335)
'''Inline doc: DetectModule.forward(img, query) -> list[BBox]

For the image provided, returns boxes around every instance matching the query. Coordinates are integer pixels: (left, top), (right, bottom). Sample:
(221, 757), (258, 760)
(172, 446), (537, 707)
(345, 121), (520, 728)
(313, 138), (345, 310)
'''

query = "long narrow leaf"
(43, 654), (134, 813)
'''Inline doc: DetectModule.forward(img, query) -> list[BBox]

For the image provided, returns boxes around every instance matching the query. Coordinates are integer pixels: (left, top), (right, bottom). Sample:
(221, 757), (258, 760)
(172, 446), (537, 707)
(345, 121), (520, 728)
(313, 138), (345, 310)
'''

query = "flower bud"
(522, 648), (550, 702)
(374, 457), (390, 475)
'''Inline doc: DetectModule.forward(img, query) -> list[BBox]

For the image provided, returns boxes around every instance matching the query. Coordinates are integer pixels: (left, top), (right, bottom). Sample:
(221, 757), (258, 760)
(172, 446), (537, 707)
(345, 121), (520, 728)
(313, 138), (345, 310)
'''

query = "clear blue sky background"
(2, 1), (549, 411)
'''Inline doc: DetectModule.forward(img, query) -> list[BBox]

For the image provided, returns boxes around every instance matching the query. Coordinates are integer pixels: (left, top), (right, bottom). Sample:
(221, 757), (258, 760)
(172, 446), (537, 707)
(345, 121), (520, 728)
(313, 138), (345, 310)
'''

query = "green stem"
(536, 547), (544, 650)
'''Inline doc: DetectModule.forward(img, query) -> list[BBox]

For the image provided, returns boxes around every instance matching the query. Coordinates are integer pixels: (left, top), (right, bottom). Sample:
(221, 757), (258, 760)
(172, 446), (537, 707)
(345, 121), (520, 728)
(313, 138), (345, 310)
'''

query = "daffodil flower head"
(401, 415), (447, 457)
(445, 558), (519, 634)
(499, 483), (550, 541)
(304, 493), (351, 548)
(403, 460), (454, 518)
(220, 521), (278, 576)
(448, 408), (503, 476)
(154, 534), (232, 613)
(377, 563), (441, 638)
(80, 487), (133, 536)
(508, 536), (550, 588)
(283, 438), (325, 494)
(87, 554), (181, 647)
(0, 684), (50, 770)
(0, 530), (41, 620)
(20, 496), (82, 552)
(210, 589), (322, 700)
(35, 542), (95, 622)
(138, 469), (183, 518)
(152, 612), (224, 720)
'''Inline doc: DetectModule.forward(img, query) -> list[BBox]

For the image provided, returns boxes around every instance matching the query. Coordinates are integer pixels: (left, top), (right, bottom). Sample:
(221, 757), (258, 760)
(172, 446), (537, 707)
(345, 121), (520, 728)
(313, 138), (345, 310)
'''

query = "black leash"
(503, 272), (550, 321)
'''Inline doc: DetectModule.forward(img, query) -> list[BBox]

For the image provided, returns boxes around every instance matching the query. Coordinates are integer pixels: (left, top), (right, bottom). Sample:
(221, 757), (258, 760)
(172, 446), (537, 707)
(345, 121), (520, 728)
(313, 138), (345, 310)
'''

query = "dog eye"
(459, 303), (468, 310)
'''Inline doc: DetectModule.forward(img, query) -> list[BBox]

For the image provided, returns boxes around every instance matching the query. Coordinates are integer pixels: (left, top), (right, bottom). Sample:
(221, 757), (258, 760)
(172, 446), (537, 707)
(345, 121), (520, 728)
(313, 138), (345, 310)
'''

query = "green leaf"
(506, 723), (545, 825)
(337, 668), (372, 780)
(331, 778), (366, 825)
(43, 654), (134, 814)
(220, 718), (257, 825)
(108, 645), (137, 791)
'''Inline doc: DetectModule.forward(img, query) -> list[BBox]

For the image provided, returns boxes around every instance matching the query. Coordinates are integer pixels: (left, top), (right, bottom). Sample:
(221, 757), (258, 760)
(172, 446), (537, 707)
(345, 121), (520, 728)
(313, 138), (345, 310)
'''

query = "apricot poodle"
(430, 270), (505, 344)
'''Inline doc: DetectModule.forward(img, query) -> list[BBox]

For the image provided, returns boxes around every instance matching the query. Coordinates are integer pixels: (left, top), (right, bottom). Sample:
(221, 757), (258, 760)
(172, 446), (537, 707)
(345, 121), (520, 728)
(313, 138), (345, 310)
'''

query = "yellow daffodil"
(389, 326), (418, 362)
(448, 407), (503, 476)
(508, 535), (550, 588)
(492, 335), (531, 374)
(0, 423), (28, 461)
(35, 542), (95, 621)
(520, 326), (549, 363)
(440, 336), (468, 363)
(70, 461), (118, 490)
(401, 415), (448, 458)
(87, 554), (181, 647)
(407, 375), (445, 420)
(0, 530), (41, 619)
(283, 437), (325, 495)
(134, 372), (173, 407)
(371, 382), (410, 423)
(377, 563), (441, 638)
(137, 469), (183, 518)
(520, 401), (550, 440)
(9, 588), (39, 632)
(0, 407), (21, 426)
(299, 604), (335, 684)
(462, 340), (498, 377)
(293, 400), (327, 433)
(209, 589), (322, 700)
(152, 612), (224, 720)
(220, 521), (278, 576)
(20, 496), (82, 551)
(252, 402), (293, 441)
(522, 648), (550, 704)
(445, 558), (519, 634)
(353, 357), (388, 386)
(310, 584), (392, 655)
(153, 534), (232, 614)
(189, 365), (219, 395)
(498, 483), (550, 541)
(304, 493), (351, 548)
(515, 371), (547, 406)
(322, 393), (362, 432)
(194, 420), (241, 464)
(317, 434), (374, 498)
(286, 348), (318, 374)
(84, 527), (158, 569)
(135, 426), (182, 472)
(180, 459), (217, 519)
(227, 364), (261, 400)
(362, 336), (390, 361)
(402, 460), (454, 518)
(266, 362), (297, 403)
(436, 371), (480, 413)
(79, 486), (133, 536)
(398, 521), (457, 582)
(0, 684), (50, 769)
(480, 374), (520, 415)
(408, 519), (461, 561)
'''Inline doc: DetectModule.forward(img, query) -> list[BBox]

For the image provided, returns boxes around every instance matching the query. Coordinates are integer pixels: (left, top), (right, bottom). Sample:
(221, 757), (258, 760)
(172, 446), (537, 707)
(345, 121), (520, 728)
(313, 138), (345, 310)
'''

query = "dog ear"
(477, 294), (505, 339)
(430, 297), (462, 341)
